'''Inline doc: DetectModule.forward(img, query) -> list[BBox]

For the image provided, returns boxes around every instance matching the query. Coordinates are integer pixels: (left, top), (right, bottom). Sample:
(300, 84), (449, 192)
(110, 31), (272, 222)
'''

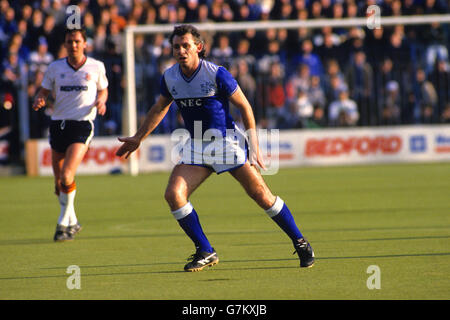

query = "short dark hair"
(169, 24), (206, 58)
(65, 28), (87, 41)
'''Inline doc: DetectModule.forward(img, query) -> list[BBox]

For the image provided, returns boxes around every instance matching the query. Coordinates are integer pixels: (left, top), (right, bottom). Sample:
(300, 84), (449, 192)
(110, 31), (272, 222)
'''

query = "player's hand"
(116, 136), (141, 159)
(253, 147), (267, 171)
(95, 99), (107, 116)
(248, 142), (266, 171)
(32, 97), (46, 111)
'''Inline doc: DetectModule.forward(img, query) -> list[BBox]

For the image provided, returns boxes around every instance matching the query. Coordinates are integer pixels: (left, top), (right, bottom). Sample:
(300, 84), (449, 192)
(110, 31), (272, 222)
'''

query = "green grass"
(0, 162), (449, 300)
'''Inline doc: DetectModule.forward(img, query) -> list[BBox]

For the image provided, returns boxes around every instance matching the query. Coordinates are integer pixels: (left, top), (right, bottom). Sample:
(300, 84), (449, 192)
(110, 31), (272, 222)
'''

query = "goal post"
(122, 14), (450, 176)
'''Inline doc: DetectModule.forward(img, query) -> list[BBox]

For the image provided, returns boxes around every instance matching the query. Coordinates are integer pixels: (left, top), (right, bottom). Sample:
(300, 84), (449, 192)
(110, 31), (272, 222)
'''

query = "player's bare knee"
(60, 171), (74, 186)
(164, 188), (186, 209)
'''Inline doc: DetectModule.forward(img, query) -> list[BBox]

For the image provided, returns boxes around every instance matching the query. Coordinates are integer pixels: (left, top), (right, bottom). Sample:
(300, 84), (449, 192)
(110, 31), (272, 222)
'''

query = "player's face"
(172, 33), (202, 69)
(64, 31), (86, 59)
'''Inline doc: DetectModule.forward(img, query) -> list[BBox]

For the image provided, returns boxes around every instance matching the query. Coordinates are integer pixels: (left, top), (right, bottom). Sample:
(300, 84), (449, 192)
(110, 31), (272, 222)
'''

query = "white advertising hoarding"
(27, 125), (450, 176)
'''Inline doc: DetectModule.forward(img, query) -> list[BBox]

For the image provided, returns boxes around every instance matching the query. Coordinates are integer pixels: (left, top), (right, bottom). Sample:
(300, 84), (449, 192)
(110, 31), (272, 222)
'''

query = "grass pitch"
(0, 162), (449, 300)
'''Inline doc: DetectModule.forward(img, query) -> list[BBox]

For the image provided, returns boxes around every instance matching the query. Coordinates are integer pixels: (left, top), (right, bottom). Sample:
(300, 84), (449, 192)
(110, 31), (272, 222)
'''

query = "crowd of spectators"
(1, 0), (449, 163)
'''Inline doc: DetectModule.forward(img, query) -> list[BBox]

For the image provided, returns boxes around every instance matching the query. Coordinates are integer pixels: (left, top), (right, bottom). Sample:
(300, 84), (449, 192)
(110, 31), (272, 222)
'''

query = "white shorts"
(179, 127), (248, 174)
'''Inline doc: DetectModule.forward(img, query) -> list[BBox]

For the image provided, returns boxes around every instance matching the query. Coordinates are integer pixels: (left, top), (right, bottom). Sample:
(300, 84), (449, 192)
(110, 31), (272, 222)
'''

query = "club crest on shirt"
(171, 86), (178, 96)
(200, 81), (216, 96)
(85, 73), (91, 81)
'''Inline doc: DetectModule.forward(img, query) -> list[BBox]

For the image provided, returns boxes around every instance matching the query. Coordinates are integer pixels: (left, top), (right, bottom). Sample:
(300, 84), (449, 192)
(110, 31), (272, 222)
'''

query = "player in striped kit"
(116, 25), (314, 271)
(32, 28), (108, 242)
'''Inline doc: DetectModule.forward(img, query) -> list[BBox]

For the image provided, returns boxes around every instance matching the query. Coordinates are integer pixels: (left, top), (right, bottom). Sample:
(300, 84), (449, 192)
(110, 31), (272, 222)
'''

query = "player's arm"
(115, 94), (173, 159)
(95, 88), (108, 116)
(32, 87), (51, 111)
(229, 86), (266, 170)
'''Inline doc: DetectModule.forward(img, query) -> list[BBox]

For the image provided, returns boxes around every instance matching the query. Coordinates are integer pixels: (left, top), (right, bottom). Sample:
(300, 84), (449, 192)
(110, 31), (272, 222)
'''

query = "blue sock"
(265, 197), (303, 241)
(172, 203), (214, 253)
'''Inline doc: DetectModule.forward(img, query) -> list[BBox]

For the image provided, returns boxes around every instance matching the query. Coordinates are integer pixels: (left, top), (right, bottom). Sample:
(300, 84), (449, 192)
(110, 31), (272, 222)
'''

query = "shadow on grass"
(1, 252), (448, 281)
(1, 232), (448, 247)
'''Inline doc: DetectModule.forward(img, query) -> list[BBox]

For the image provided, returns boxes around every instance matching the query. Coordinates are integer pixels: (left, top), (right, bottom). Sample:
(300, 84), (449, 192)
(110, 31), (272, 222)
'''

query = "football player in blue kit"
(116, 25), (314, 271)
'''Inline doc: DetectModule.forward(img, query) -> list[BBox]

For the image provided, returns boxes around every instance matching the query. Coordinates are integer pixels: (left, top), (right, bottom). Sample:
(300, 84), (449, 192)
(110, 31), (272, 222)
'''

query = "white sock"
(57, 189), (76, 227)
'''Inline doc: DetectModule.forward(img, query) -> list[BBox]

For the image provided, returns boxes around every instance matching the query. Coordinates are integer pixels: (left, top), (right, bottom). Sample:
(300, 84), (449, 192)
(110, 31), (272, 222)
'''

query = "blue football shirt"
(160, 59), (238, 137)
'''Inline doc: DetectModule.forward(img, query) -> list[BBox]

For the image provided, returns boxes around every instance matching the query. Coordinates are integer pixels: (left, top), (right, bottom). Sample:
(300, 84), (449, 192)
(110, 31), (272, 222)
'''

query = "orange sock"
(61, 181), (76, 193)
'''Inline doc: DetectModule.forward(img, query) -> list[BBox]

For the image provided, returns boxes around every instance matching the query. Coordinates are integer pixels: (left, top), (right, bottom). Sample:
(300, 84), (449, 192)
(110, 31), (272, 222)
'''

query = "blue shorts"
(49, 120), (94, 153)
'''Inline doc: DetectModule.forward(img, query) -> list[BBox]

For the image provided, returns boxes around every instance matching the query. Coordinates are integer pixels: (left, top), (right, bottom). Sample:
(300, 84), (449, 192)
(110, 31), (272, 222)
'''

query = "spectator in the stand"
(209, 0), (223, 22)
(48, 0), (66, 26)
(265, 61), (288, 129)
(1, 6), (17, 37)
(128, 2), (146, 24)
(107, 21), (124, 54)
(388, 30), (414, 122)
(2, 51), (21, 94)
(320, 0), (333, 18)
(345, 1), (359, 18)
(422, 22), (448, 74)
(28, 8), (44, 51)
(185, 0), (200, 22)
(236, 3), (250, 22)
(221, 2), (234, 22)
(323, 59), (345, 103)
(429, 59), (450, 118)
(29, 37), (54, 78)
(16, 18), (31, 57)
(102, 40), (123, 135)
(93, 24), (107, 56)
(41, 14), (62, 58)
(331, 2), (346, 35)
(292, 39), (323, 77)
(110, 4), (127, 30)
(286, 63), (310, 101)
(83, 12), (96, 40)
(257, 39), (283, 75)
(210, 33), (233, 68)
(279, 1), (293, 20)
(247, 0), (263, 20)
(365, 27), (388, 67)
(414, 68), (438, 123)
(340, 27), (365, 67)
(345, 50), (373, 126)
(289, 87), (314, 128)
(375, 58), (393, 124)
(316, 28), (341, 69)
(144, 6), (157, 25)
(19, 4), (33, 25)
(308, 75), (327, 127)
(382, 80), (402, 125)
(232, 38), (256, 75)
(292, 0), (307, 12)
(424, 0), (448, 14)
(197, 4), (210, 23)
(386, 30), (411, 72)
(402, 0), (418, 15)
(328, 86), (359, 127)
(235, 59), (257, 122)
(441, 102), (450, 123)
(7, 32), (29, 63)
(99, 8), (111, 27)
(310, 1), (323, 19)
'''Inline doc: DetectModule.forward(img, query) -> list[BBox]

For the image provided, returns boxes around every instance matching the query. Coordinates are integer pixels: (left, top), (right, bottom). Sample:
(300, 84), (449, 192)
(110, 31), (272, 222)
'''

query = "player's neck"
(180, 58), (201, 78)
(67, 54), (87, 70)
